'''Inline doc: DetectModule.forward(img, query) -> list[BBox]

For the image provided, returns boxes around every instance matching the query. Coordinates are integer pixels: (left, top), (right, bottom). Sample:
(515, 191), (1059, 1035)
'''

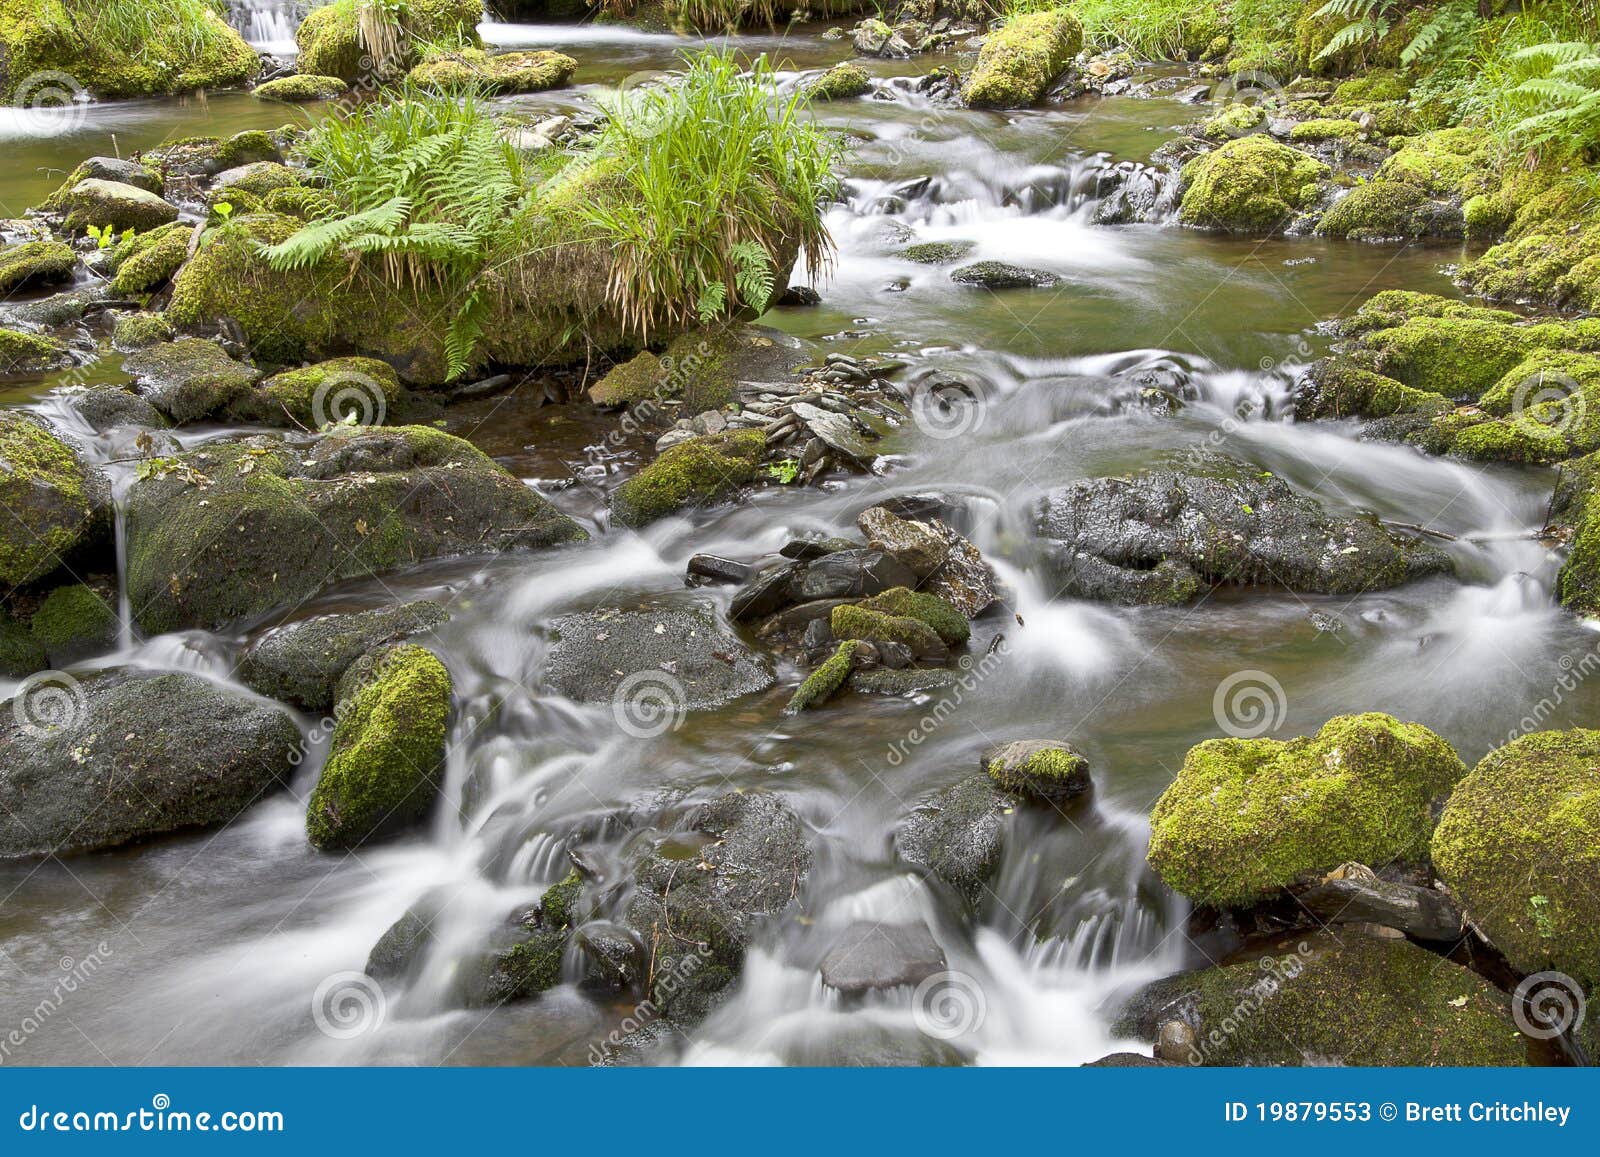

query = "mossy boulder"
(0, 326), (70, 375)
(0, 668), (298, 858)
(243, 356), (403, 428)
(858, 586), (969, 646)
(1199, 104), (1264, 141)
(1551, 450), (1600, 615)
(239, 600), (450, 711)
(253, 74), (349, 102)
(1147, 713), (1466, 909)
(111, 311), (175, 351)
(1179, 136), (1328, 234)
(1359, 316), (1559, 400)
(124, 426), (585, 633)
(960, 8), (1083, 109)
(149, 131), (284, 180)
(0, 1), (259, 100)
(1331, 69), (1408, 104)
(28, 582), (116, 663)
(262, 185), (338, 221)
(0, 611), (45, 677)
(1375, 128), (1494, 200)
(830, 603), (944, 657)
(610, 429), (766, 527)
(981, 739), (1090, 802)
(122, 338), (261, 424)
(60, 179), (180, 235)
(807, 62), (870, 100)
(1462, 224), (1600, 315)
(1316, 180), (1436, 240)
(900, 240), (976, 265)
(1288, 116), (1360, 143)
(1432, 729), (1600, 989)
(407, 48), (577, 94)
(588, 350), (666, 407)
(295, 0), (484, 82)
(306, 644), (451, 849)
(0, 240), (75, 294)
(39, 157), (161, 212)
(1340, 289), (1518, 337)
(214, 161), (301, 200)
(1113, 932), (1527, 1066)
(894, 774), (1015, 903)
(108, 221), (192, 297)
(786, 640), (856, 712)
(1293, 358), (1450, 421)
(0, 412), (95, 587)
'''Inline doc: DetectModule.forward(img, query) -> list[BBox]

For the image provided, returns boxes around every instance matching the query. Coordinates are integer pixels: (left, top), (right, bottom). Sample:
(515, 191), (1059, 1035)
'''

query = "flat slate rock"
(820, 920), (946, 993)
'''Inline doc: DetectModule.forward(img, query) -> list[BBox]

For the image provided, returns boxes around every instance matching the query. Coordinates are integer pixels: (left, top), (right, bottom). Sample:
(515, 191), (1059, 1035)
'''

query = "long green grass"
(38, 0), (238, 58)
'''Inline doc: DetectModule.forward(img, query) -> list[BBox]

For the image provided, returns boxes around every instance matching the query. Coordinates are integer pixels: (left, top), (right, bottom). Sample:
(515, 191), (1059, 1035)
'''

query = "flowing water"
(1, 23), (1596, 1066)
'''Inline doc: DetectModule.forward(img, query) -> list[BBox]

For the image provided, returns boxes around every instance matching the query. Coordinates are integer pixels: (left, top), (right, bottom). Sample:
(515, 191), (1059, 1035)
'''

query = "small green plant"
(1529, 894), (1555, 938)
(1505, 39), (1600, 158)
(766, 457), (800, 484)
(86, 223), (116, 249)
(211, 201), (234, 223)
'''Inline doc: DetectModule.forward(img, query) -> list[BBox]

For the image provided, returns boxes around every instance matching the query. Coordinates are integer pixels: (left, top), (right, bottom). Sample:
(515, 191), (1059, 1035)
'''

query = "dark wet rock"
(545, 606), (773, 709)
(365, 897), (443, 982)
(124, 426), (584, 633)
(778, 1021), (971, 1067)
(950, 261), (1062, 289)
(1291, 872), (1464, 941)
(1033, 453), (1451, 603)
(464, 871), (584, 1007)
(66, 386), (168, 432)
(849, 667), (961, 696)
(122, 338), (261, 424)
(239, 600), (450, 712)
(1111, 932), (1527, 1066)
(0, 669), (299, 858)
(895, 774), (1017, 903)
(730, 561), (806, 622)
(686, 554), (749, 584)
(1083, 1052), (1172, 1067)
(1, 285), (106, 329)
(921, 521), (999, 617)
(820, 920), (946, 994)
(981, 739), (1091, 802)
(574, 920), (645, 992)
(780, 535), (858, 560)
(622, 791), (810, 1023)
(792, 549), (918, 602)
(790, 401), (877, 467)
(857, 505), (948, 576)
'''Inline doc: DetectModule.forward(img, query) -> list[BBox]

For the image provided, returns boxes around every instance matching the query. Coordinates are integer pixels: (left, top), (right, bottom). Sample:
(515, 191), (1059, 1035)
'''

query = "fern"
(1505, 40), (1600, 158)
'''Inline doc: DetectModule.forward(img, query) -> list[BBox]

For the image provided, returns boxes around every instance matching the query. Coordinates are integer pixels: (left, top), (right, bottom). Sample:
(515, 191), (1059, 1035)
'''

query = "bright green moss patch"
(1374, 128), (1495, 199)
(588, 351), (666, 407)
(786, 641), (855, 712)
(1433, 729), (1600, 989)
(0, 327), (68, 375)
(1340, 290), (1518, 337)
(111, 312), (173, 350)
(1363, 316), (1542, 400)
(261, 186), (337, 221)
(109, 221), (191, 297)
(1461, 225), (1600, 315)
(982, 739), (1090, 801)
(1147, 712), (1465, 908)
(246, 357), (402, 428)
(1289, 116), (1360, 143)
(1296, 358), (1450, 420)
(306, 643), (451, 849)
(1315, 180), (1429, 239)
(295, 0), (484, 82)
(830, 604), (943, 656)
(407, 48), (577, 94)
(253, 74), (349, 103)
(1199, 104), (1264, 141)
(858, 586), (969, 646)
(0, 241), (75, 294)
(960, 8), (1084, 109)
(1331, 70), (1408, 105)
(807, 62), (870, 100)
(1179, 136), (1328, 234)
(1448, 416), (1569, 465)
(0, 411), (91, 587)
(29, 583), (116, 658)
(609, 429), (765, 527)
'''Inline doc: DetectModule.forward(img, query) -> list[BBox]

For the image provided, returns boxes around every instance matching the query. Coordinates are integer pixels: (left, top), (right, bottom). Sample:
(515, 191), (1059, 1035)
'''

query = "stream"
(1, 18), (1595, 1067)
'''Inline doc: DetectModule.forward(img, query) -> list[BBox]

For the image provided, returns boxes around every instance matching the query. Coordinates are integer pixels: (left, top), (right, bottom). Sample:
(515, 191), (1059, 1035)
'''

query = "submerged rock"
(1147, 713), (1465, 909)
(894, 774), (1017, 903)
(124, 426), (585, 633)
(306, 644), (452, 850)
(0, 669), (298, 858)
(1113, 932), (1527, 1065)
(1032, 453), (1450, 603)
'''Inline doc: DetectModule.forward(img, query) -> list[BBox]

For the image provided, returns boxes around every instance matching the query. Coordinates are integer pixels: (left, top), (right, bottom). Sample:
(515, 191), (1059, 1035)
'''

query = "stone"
(791, 549), (918, 602)
(0, 412), (98, 587)
(61, 179), (180, 235)
(981, 739), (1091, 802)
(686, 554), (750, 584)
(819, 921), (946, 994)
(1291, 873), (1464, 941)
(950, 261), (1061, 289)
(895, 774), (1016, 903)
(121, 338), (261, 424)
(856, 505), (949, 576)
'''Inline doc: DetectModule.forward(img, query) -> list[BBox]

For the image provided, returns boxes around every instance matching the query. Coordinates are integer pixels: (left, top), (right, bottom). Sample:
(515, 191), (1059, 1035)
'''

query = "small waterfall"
(112, 500), (135, 652)
(224, 0), (306, 56)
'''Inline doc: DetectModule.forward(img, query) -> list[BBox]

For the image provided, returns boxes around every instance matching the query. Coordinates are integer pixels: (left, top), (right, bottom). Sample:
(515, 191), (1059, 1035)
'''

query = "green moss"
(0, 411), (90, 587)
(253, 74), (349, 102)
(1179, 136), (1329, 234)
(295, 0), (484, 82)
(0, 327), (68, 374)
(1363, 316), (1543, 400)
(112, 312), (174, 351)
(900, 240), (976, 265)
(1448, 417), (1569, 465)
(306, 644), (451, 849)
(0, 611), (46, 677)
(1199, 104), (1264, 141)
(62, 179), (179, 235)
(960, 8), (1084, 109)
(109, 221), (191, 297)
(214, 162), (300, 199)
(28, 583), (115, 658)
(858, 586), (969, 645)
(408, 48), (576, 94)
(588, 350), (666, 407)
(830, 604), (943, 655)
(609, 429), (765, 527)
(982, 740), (1089, 800)
(261, 186), (337, 220)
(539, 870), (581, 930)
(1461, 225), (1600, 315)
(1315, 180), (1428, 240)
(121, 337), (260, 424)
(1553, 451), (1600, 614)
(1296, 358), (1450, 420)
(1433, 729), (1600, 988)
(1147, 712), (1465, 908)
(786, 641), (855, 712)
(1331, 69), (1408, 104)
(0, 241), (75, 294)
(1341, 289), (1517, 336)
(1289, 116), (1360, 143)
(1374, 128), (1494, 199)
(245, 357), (402, 427)
(806, 62), (870, 101)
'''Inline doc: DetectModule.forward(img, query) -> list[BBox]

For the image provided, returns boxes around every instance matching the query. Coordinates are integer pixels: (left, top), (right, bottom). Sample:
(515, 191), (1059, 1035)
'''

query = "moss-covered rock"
(0, 0), (259, 100)
(243, 356), (403, 428)
(111, 311), (174, 351)
(610, 429), (765, 527)
(588, 350), (665, 407)
(1294, 357), (1450, 421)
(0, 412), (94, 587)
(253, 73), (349, 102)
(1289, 116), (1360, 143)
(28, 582), (116, 663)
(60, 179), (180, 235)
(1339, 289), (1518, 337)
(1551, 450), (1600, 615)
(108, 221), (191, 297)
(38, 157), (162, 213)
(806, 62), (870, 100)
(407, 47), (576, 94)
(1432, 729), (1600, 989)
(894, 774), (1015, 903)
(0, 326), (69, 375)
(830, 603), (944, 657)
(1199, 103), (1264, 141)
(1315, 180), (1434, 240)
(1361, 316), (1545, 400)
(1147, 713), (1465, 909)
(1461, 225), (1600, 315)
(1331, 69), (1408, 104)
(0, 610), (45, 677)
(1114, 933), (1527, 1066)
(0, 240), (75, 294)
(306, 644), (451, 849)
(960, 8), (1083, 109)
(1178, 136), (1328, 234)
(981, 739), (1090, 802)
(786, 640), (855, 712)
(214, 161), (301, 200)
(124, 426), (585, 633)
(121, 338), (261, 424)
(899, 240), (976, 265)
(296, 0), (484, 82)
(239, 600), (449, 711)
(261, 185), (338, 221)
(149, 130), (284, 181)
(1375, 128), (1494, 200)
(858, 586), (969, 646)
